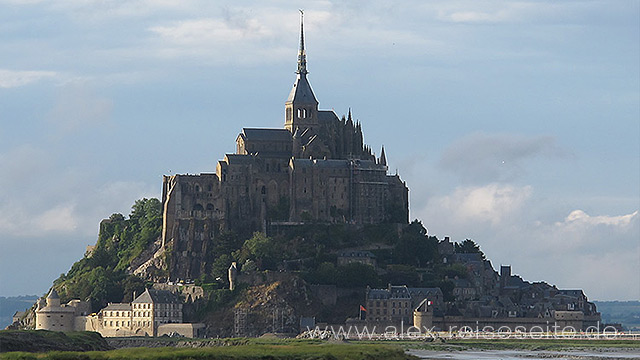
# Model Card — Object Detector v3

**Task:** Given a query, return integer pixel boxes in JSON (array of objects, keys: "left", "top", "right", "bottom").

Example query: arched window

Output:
[{"left": 193, "top": 204, "right": 204, "bottom": 211}]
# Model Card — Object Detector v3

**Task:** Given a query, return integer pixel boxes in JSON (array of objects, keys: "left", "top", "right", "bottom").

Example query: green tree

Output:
[
  {"left": 455, "top": 239, "right": 486, "bottom": 259},
  {"left": 335, "top": 263, "right": 380, "bottom": 288},
  {"left": 393, "top": 220, "right": 438, "bottom": 267},
  {"left": 52, "top": 198, "right": 162, "bottom": 311},
  {"left": 235, "top": 232, "right": 281, "bottom": 270}
]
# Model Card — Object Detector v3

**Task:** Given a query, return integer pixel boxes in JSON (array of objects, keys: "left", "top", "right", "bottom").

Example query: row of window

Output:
[
  {"left": 105, "top": 311, "right": 130, "bottom": 317},
  {"left": 370, "top": 300, "right": 411, "bottom": 308},
  {"left": 133, "top": 303, "right": 152, "bottom": 309},
  {"left": 105, "top": 311, "right": 180, "bottom": 318},
  {"left": 370, "top": 308, "right": 410, "bottom": 316}
]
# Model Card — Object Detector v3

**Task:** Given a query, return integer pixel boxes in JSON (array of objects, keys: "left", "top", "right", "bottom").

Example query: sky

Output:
[{"left": 0, "top": 0, "right": 638, "bottom": 301}]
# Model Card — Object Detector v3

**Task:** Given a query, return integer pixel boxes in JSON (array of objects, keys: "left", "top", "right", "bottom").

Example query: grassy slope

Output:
[{"left": 0, "top": 330, "right": 111, "bottom": 353}]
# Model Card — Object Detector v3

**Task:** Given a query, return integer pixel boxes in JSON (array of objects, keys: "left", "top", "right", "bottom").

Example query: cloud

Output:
[
  {"left": 541, "top": 209, "right": 640, "bottom": 255},
  {"left": 47, "top": 82, "right": 113, "bottom": 133},
  {"left": 433, "top": 1, "right": 585, "bottom": 25},
  {"left": 422, "top": 183, "right": 532, "bottom": 229},
  {"left": 0, "top": 69, "right": 57, "bottom": 88},
  {"left": 415, "top": 178, "right": 639, "bottom": 300},
  {"left": 563, "top": 209, "right": 638, "bottom": 227},
  {"left": 149, "top": 17, "right": 271, "bottom": 46},
  {"left": 36, "top": 204, "right": 78, "bottom": 232},
  {"left": 439, "top": 133, "right": 567, "bottom": 183}
]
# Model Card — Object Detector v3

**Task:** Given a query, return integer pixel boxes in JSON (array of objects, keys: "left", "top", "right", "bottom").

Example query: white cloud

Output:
[
  {"left": 0, "top": 69, "right": 57, "bottom": 88},
  {"left": 150, "top": 18, "right": 271, "bottom": 45},
  {"left": 34, "top": 204, "right": 78, "bottom": 233},
  {"left": 416, "top": 178, "right": 639, "bottom": 300},
  {"left": 0, "top": 202, "right": 77, "bottom": 237},
  {"left": 422, "top": 183, "right": 532, "bottom": 228},
  {"left": 563, "top": 209, "right": 638, "bottom": 227}
]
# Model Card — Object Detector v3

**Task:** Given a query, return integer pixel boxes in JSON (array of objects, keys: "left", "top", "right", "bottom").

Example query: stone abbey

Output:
[{"left": 160, "top": 15, "right": 409, "bottom": 278}]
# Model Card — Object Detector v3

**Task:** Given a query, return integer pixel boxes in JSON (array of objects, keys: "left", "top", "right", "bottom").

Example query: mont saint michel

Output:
[{"left": 4, "top": 12, "right": 618, "bottom": 344}]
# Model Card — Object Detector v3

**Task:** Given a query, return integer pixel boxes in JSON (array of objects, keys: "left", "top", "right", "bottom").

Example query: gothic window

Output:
[{"left": 261, "top": 186, "right": 266, "bottom": 195}]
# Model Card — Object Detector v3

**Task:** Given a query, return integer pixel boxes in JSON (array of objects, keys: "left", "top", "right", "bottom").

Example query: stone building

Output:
[
  {"left": 35, "top": 288, "right": 203, "bottom": 338},
  {"left": 35, "top": 289, "right": 90, "bottom": 331},
  {"left": 96, "top": 288, "right": 184, "bottom": 337},
  {"left": 160, "top": 14, "right": 409, "bottom": 281},
  {"left": 365, "top": 285, "right": 443, "bottom": 324}
]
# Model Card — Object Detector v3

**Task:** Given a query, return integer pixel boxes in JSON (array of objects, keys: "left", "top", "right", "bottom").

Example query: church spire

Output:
[
  {"left": 297, "top": 10, "right": 308, "bottom": 75},
  {"left": 379, "top": 145, "right": 387, "bottom": 166}
]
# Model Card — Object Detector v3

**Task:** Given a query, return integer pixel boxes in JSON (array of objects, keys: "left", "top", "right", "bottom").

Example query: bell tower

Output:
[{"left": 285, "top": 10, "right": 319, "bottom": 133}]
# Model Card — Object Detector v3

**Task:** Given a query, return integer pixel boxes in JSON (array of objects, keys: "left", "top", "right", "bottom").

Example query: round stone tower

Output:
[
  {"left": 413, "top": 298, "right": 434, "bottom": 330},
  {"left": 35, "top": 288, "right": 75, "bottom": 331}
]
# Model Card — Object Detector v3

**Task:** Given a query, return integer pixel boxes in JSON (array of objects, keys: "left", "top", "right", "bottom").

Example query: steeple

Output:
[
  {"left": 297, "top": 10, "right": 307, "bottom": 75},
  {"left": 285, "top": 10, "right": 319, "bottom": 132},
  {"left": 379, "top": 146, "right": 387, "bottom": 166}
]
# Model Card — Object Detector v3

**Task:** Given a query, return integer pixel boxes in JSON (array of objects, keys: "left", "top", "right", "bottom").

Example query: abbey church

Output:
[{"left": 160, "top": 15, "right": 409, "bottom": 277}]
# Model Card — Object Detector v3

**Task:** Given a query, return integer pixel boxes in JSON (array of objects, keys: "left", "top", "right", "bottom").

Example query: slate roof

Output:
[
  {"left": 240, "top": 128, "right": 292, "bottom": 142},
  {"left": 367, "top": 289, "right": 390, "bottom": 300},
  {"left": 389, "top": 286, "right": 411, "bottom": 299},
  {"left": 318, "top": 110, "right": 338, "bottom": 123},
  {"left": 47, "top": 289, "right": 59, "bottom": 299},
  {"left": 224, "top": 154, "right": 254, "bottom": 164},
  {"left": 286, "top": 74, "right": 318, "bottom": 105},
  {"left": 102, "top": 303, "right": 132, "bottom": 311},
  {"left": 407, "top": 287, "right": 443, "bottom": 298},
  {"left": 132, "top": 289, "right": 181, "bottom": 304}
]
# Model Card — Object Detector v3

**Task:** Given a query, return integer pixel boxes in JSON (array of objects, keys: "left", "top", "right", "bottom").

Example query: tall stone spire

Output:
[
  {"left": 285, "top": 10, "right": 318, "bottom": 132},
  {"left": 297, "top": 10, "right": 307, "bottom": 75}
]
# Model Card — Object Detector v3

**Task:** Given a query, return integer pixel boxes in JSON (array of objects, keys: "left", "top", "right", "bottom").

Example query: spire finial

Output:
[{"left": 297, "top": 10, "right": 307, "bottom": 75}]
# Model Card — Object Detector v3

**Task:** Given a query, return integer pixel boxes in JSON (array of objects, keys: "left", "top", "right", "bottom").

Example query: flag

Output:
[{"left": 360, "top": 305, "right": 367, "bottom": 312}]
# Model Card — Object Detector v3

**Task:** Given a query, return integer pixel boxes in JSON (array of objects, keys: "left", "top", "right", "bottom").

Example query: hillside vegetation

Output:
[
  {"left": 52, "top": 198, "right": 161, "bottom": 310},
  {"left": 40, "top": 197, "right": 489, "bottom": 331}
]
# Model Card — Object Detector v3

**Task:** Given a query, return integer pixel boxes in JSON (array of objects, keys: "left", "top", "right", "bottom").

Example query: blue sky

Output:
[{"left": 0, "top": 1, "right": 638, "bottom": 301}]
